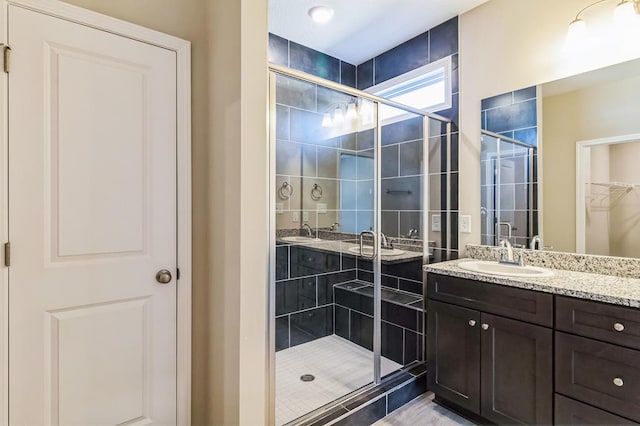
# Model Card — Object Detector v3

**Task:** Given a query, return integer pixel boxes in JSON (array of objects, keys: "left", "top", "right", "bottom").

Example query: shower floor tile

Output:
[{"left": 276, "top": 335, "right": 402, "bottom": 425}]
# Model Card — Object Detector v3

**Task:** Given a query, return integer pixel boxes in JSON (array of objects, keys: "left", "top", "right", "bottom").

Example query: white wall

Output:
[{"left": 459, "top": 0, "right": 640, "bottom": 254}]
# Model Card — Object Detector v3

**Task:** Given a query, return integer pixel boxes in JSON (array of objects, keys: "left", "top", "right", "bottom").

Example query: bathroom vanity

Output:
[{"left": 424, "top": 257, "right": 640, "bottom": 425}]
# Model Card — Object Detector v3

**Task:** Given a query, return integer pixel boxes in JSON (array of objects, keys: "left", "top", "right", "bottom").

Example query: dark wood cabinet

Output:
[
  {"left": 480, "top": 313, "right": 553, "bottom": 425},
  {"left": 555, "top": 394, "right": 637, "bottom": 425},
  {"left": 426, "top": 276, "right": 553, "bottom": 425},
  {"left": 426, "top": 300, "right": 480, "bottom": 413}
]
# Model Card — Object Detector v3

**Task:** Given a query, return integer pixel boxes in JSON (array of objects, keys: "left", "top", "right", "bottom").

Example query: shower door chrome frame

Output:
[{"left": 267, "top": 64, "right": 451, "bottom": 426}]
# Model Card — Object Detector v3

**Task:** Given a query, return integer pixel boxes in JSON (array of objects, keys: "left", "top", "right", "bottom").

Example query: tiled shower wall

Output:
[
  {"left": 270, "top": 16, "right": 460, "bottom": 354},
  {"left": 481, "top": 87, "right": 538, "bottom": 247}
]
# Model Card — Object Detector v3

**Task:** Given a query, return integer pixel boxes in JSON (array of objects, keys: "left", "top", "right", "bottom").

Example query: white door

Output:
[{"left": 8, "top": 5, "right": 177, "bottom": 425}]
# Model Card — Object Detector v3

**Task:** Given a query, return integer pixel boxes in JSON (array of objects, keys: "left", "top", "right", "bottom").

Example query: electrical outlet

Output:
[
  {"left": 431, "top": 214, "right": 441, "bottom": 232},
  {"left": 292, "top": 211, "right": 299, "bottom": 222},
  {"left": 303, "top": 211, "right": 309, "bottom": 222},
  {"left": 460, "top": 215, "right": 472, "bottom": 233}
]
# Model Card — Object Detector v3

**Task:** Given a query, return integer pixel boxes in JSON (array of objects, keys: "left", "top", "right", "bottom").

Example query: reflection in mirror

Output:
[
  {"left": 577, "top": 136, "right": 640, "bottom": 258},
  {"left": 480, "top": 57, "right": 640, "bottom": 258}
]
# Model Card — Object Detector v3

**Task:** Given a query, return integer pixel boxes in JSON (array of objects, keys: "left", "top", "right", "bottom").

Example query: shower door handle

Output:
[{"left": 359, "top": 230, "right": 377, "bottom": 259}]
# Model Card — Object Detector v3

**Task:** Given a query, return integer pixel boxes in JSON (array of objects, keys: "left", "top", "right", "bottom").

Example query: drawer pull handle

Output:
[
  {"left": 613, "top": 377, "right": 624, "bottom": 387},
  {"left": 481, "top": 323, "right": 489, "bottom": 330},
  {"left": 468, "top": 320, "right": 476, "bottom": 327},
  {"left": 614, "top": 322, "right": 625, "bottom": 332}
]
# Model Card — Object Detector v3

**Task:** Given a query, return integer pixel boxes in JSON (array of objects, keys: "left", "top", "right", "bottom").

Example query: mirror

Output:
[{"left": 480, "top": 57, "right": 640, "bottom": 258}]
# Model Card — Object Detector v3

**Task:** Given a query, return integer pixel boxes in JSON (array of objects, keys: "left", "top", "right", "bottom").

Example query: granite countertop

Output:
[
  {"left": 278, "top": 237, "right": 424, "bottom": 263},
  {"left": 423, "top": 259, "right": 640, "bottom": 308}
]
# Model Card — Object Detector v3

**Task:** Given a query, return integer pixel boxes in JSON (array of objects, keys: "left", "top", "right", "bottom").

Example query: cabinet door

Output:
[
  {"left": 480, "top": 313, "right": 553, "bottom": 425},
  {"left": 427, "top": 300, "right": 481, "bottom": 414}
]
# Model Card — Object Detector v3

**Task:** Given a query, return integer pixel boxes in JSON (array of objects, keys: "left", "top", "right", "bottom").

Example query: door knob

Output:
[
  {"left": 468, "top": 320, "right": 476, "bottom": 327},
  {"left": 613, "top": 322, "right": 625, "bottom": 332},
  {"left": 156, "top": 269, "right": 172, "bottom": 284},
  {"left": 613, "top": 377, "right": 624, "bottom": 387},
  {"left": 481, "top": 323, "right": 489, "bottom": 330}
]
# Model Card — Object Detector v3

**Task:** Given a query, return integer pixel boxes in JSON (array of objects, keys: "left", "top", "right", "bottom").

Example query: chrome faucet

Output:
[
  {"left": 499, "top": 238, "right": 524, "bottom": 266},
  {"left": 330, "top": 222, "right": 340, "bottom": 231},
  {"left": 530, "top": 235, "right": 543, "bottom": 250},
  {"left": 407, "top": 228, "right": 419, "bottom": 239},
  {"left": 301, "top": 223, "right": 314, "bottom": 238},
  {"left": 380, "top": 233, "right": 393, "bottom": 249}
]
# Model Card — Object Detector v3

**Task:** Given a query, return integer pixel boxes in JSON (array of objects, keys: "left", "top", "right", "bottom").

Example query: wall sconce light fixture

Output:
[{"left": 568, "top": 0, "right": 639, "bottom": 41}]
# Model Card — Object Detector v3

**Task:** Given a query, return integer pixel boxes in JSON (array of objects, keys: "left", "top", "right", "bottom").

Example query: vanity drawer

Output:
[
  {"left": 555, "top": 394, "right": 637, "bottom": 425},
  {"left": 556, "top": 296, "right": 640, "bottom": 350},
  {"left": 556, "top": 332, "right": 640, "bottom": 422},
  {"left": 426, "top": 273, "right": 553, "bottom": 327}
]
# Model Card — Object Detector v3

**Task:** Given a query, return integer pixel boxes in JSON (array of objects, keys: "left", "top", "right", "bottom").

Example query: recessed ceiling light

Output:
[{"left": 308, "top": 6, "right": 334, "bottom": 24}]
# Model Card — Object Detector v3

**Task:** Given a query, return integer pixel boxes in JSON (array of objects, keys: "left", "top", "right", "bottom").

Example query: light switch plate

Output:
[
  {"left": 460, "top": 215, "right": 472, "bottom": 233},
  {"left": 431, "top": 214, "right": 441, "bottom": 232},
  {"left": 292, "top": 212, "right": 299, "bottom": 222},
  {"left": 303, "top": 211, "right": 309, "bottom": 222}
]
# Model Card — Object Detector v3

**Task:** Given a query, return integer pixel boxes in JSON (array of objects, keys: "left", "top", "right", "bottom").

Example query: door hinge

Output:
[
  {"left": 176, "top": 268, "right": 181, "bottom": 280},
  {"left": 1, "top": 44, "right": 10, "bottom": 74},
  {"left": 4, "top": 242, "right": 10, "bottom": 267}
]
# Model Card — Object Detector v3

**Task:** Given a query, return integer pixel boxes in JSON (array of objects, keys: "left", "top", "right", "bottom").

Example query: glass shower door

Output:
[{"left": 271, "top": 72, "right": 382, "bottom": 425}]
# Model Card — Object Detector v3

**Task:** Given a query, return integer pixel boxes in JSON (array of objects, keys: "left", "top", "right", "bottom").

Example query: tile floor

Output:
[
  {"left": 373, "top": 392, "right": 475, "bottom": 426},
  {"left": 276, "top": 335, "right": 402, "bottom": 425}
]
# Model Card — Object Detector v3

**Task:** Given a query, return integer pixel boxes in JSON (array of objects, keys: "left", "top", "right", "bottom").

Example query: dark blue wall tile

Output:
[
  {"left": 357, "top": 128, "right": 375, "bottom": 150},
  {"left": 382, "top": 259, "right": 423, "bottom": 282},
  {"left": 375, "top": 32, "right": 429, "bottom": 85},
  {"left": 451, "top": 172, "right": 459, "bottom": 211},
  {"left": 387, "top": 375, "right": 427, "bottom": 413},
  {"left": 481, "top": 92, "right": 513, "bottom": 111},
  {"left": 343, "top": 253, "right": 357, "bottom": 270},
  {"left": 276, "top": 277, "right": 317, "bottom": 316},
  {"left": 275, "top": 316, "right": 289, "bottom": 351},
  {"left": 382, "top": 145, "right": 399, "bottom": 178},
  {"left": 350, "top": 311, "right": 373, "bottom": 350},
  {"left": 429, "top": 17, "right": 458, "bottom": 62},
  {"left": 290, "top": 306, "right": 334, "bottom": 347},
  {"left": 382, "top": 322, "right": 404, "bottom": 365},
  {"left": 356, "top": 59, "right": 374, "bottom": 90},
  {"left": 334, "top": 397, "right": 386, "bottom": 426},
  {"left": 277, "top": 75, "right": 318, "bottom": 111},
  {"left": 404, "top": 330, "right": 419, "bottom": 364},
  {"left": 382, "top": 117, "right": 424, "bottom": 145},
  {"left": 358, "top": 270, "right": 374, "bottom": 283},
  {"left": 290, "top": 41, "right": 340, "bottom": 83},
  {"left": 276, "top": 245, "right": 289, "bottom": 281},
  {"left": 381, "top": 211, "right": 400, "bottom": 237},
  {"left": 450, "top": 211, "right": 459, "bottom": 249},
  {"left": 276, "top": 105, "right": 290, "bottom": 140},
  {"left": 335, "top": 305, "right": 350, "bottom": 340},
  {"left": 382, "top": 301, "right": 418, "bottom": 331},
  {"left": 451, "top": 53, "right": 459, "bottom": 94},
  {"left": 486, "top": 99, "right": 537, "bottom": 133},
  {"left": 381, "top": 177, "right": 422, "bottom": 210},
  {"left": 381, "top": 274, "right": 399, "bottom": 289},
  {"left": 514, "top": 127, "right": 538, "bottom": 146},
  {"left": 451, "top": 132, "right": 459, "bottom": 172},
  {"left": 513, "top": 86, "right": 536, "bottom": 103},
  {"left": 289, "top": 108, "right": 328, "bottom": 144},
  {"left": 268, "top": 33, "right": 289, "bottom": 66},
  {"left": 335, "top": 287, "right": 374, "bottom": 315},
  {"left": 341, "top": 61, "right": 356, "bottom": 88},
  {"left": 399, "top": 279, "right": 422, "bottom": 295},
  {"left": 399, "top": 140, "right": 423, "bottom": 176}
]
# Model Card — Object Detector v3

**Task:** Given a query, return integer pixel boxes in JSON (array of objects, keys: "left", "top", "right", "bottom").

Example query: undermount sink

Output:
[
  {"left": 280, "top": 236, "right": 322, "bottom": 243},
  {"left": 457, "top": 260, "right": 554, "bottom": 278},
  {"left": 347, "top": 246, "right": 405, "bottom": 257}
]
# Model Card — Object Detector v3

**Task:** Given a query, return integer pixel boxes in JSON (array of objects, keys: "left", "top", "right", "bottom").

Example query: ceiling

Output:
[{"left": 268, "top": 0, "right": 490, "bottom": 65}]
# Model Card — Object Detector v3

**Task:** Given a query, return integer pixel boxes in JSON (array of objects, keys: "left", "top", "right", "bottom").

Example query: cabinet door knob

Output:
[
  {"left": 481, "top": 323, "right": 489, "bottom": 330},
  {"left": 614, "top": 322, "right": 625, "bottom": 332},
  {"left": 468, "top": 320, "right": 476, "bottom": 327},
  {"left": 613, "top": 377, "right": 624, "bottom": 387}
]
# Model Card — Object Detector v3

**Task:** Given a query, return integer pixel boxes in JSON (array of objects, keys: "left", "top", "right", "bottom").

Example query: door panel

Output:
[
  {"left": 9, "top": 5, "right": 177, "bottom": 425},
  {"left": 427, "top": 300, "right": 481, "bottom": 414},
  {"left": 480, "top": 313, "right": 553, "bottom": 425}
]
